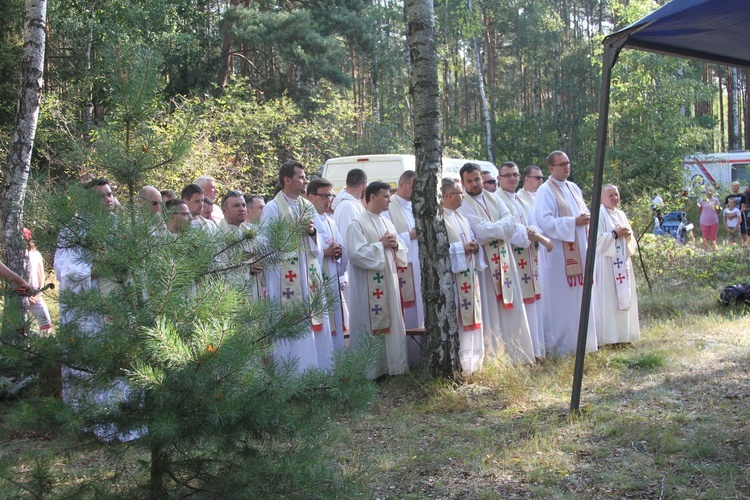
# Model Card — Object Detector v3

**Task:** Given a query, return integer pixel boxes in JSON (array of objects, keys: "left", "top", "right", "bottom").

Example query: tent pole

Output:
[{"left": 570, "top": 35, "right": 628, "bottom": 412}]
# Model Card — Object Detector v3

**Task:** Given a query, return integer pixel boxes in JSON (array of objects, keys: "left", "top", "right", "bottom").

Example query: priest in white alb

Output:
[
  {"left": 308, "top": 178, "right": 349, "bottom": 352},
  {"left": 442, "top": 178, "right": 485, "bottom": 374},
  {"left": 534, "top": 151, "right": 597, "bottom": 357},
  {"left": 383, "top": 170, "right": 424, "bottom": 367},
  {"left": 456, "top": 163, "right": 535, "bottom": 364},
  {"left": 594, "top": 184, "right": 640, "bottom": 345},
  {"left": 261, "top": 161, "right": 333, "bottom": 371},
  {"left": 494, "top": 161, "right": 553, "bottom": 359},
  {"left": 345, "top": 181, "right": 409, "bottom": 379}
]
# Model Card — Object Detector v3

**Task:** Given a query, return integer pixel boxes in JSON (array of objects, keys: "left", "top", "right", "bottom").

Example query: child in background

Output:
[
  {"left": 25, "top": 228, "right": 53, "bottom": 335},
  {"left": 724, "top": 198, "right": 741, "bottom": 244}
]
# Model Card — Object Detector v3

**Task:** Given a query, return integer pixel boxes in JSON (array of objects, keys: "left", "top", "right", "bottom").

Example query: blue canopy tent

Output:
[{"left": 571, "top": 0, "right": 750, "bottom": 410}]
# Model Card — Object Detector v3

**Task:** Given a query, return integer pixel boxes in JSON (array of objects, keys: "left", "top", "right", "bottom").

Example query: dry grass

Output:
[
  {"left": 3, "top": 289, "right": 750, "bottom": 498},
  {"left": 334, "top": 307, "right": 750, "bottom": 498}
]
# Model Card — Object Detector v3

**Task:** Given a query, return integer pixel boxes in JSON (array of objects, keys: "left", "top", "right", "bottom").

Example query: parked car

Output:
[{"left": 661, "top": 211, "right": 687, "bottom": 237}]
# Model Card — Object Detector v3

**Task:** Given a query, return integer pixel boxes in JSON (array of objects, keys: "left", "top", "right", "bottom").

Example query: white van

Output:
[
  {"left": 321, "top": 154, "right": 497, "bottom": 190},
  {"left": 684, "top": 151, "right": 750, "bottom": 195}
]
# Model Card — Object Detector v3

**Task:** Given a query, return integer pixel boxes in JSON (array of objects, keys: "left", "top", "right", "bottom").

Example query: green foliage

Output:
[{"left": 610, "top": 352, "right": 665, "bottom": 370}]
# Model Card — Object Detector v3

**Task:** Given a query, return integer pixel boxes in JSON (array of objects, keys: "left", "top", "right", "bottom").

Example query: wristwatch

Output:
[{"left": 612, "top": 230, "right": 619, "bottom": 239}]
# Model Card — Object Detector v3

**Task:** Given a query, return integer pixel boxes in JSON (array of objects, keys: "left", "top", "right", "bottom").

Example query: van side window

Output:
[{"left": 731, "top": 163, "right": 750, "bottom": 185}]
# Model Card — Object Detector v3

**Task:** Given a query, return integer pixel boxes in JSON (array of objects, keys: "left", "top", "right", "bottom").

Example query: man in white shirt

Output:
[
  {"left": 181, "top": 184, "right": 218, "bottom": 232},
  {"left": 332, "top": 168, "right": 367, "bottom": 306}
]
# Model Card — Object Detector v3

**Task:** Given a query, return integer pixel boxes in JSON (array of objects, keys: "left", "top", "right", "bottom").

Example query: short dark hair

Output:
[
  {"left": 221, "top": 190, "right": 244, "bottom": 208},
  {"left": 307, "top": 178, "right": 333, "bottom": 196},
  {"left": 459, "top": 162, "right": 482, "bottom": 181},
  {"left": 365, "top": 181, "right": 391, "bottom": 203},
  {"left": 523, "top": 165, "right": 541, "bottom": 177},
  {"left": 86, "top": 178, "right": 110, "bottom": 189},
  {"left": 278, "top": 160, "right": 305, "bottom": 188},
  {"left": 547, "top": 150, "right": 567, "bottom": 166},
  {"left": 181, "top": 184, "right": 204, "bottom": 201},
  {"left": 165, "top": 199, "right": 187, "bottom": 213},
  {"left": 398, "top": 170, "right": 416, "bottom": 184},
  {"left": 244, "top": 194, "right": 264, "bottom": 205},
  {"left": 499, "top": 161, "right": 517, "bottom": 171},
  {"left": 346, "top": 168, "right": 367, "bottom": 187},
  {"left": 160, "top": 189, "right": 177, "bottom": 200}
]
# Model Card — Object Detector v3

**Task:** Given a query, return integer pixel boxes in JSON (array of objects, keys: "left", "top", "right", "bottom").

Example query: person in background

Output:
[
  {"left": 516, "top": 165, "right": 544, "bottom": 210},
  {"left": 181, "top": 184, "right": 217, "bottom": 232},
  {"left": 160, "top": 189, "right": 177, "bottom": 202},
  {"left": 244, "top": 194, "right": 266, "bottom": 224},
  {"left": 164, "top": 199, "right": 192, "bottom": 234},
  {"left": 724, "top": 181, "right": 748, "bottom": 247},
  {"left": 698, "top": 186, "right": 721, "bottom": 251},
  {"left": 482, "top": 171, "right": 497, "bottom": 193},
  {"left": 195, "top": 176, "right": 224, "bottom": 221},
  {"left": 724, "top": 197, "right": 741, "bottom": 245},
  {"left": 24, "top": 228, "right": 52, "bottom": 334}
]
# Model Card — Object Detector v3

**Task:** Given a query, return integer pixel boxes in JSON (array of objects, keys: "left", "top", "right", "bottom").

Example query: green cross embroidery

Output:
[
  {"left": 514, "top": 246, "right": 523, "bottom": 255},
  {"left": 489, "top": 240, "right": 498, "bottom": 248},
  {"left": 289, "top": 256, "right": 299, "bottom": 265},
  {"left": 372, "top": 272, "right": 384, "bottom": 283},
  {"left": 309, "top": 264, "right": 317, "bottom": 274},
  {"left": 460, "top": 269, "right": 470, "bottom": 277},
  {"left": 500, "top": 246, "right": 507, "bottom": 256}
]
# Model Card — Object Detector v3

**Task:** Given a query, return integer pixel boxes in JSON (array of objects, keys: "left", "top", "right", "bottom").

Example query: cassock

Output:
[
  {"left": 594, "top": 204, "right": 641, "bottom": 345},
  {"left": 332, "top": 191, "right": 365, "bottom": 308},
  {"left": 457, "top": 191, "right": 535, "bottom": 364},
  {"left": 345, "top": 210, "right": 409, "bottom": 379},
  {"left": 444, "top": 208, "right": 485, "bottom": 375},
  {"left": 261, "top": 193, "right": 334, "bottom": 371},
  {"left": 495, "top": 190, "right": 546, "bottom": 359},
  {"left": 216, "top": 218, "right": 266, "bottom": 300},
  {"left": 383, "top": 194, "right": 424, "bottom": 367},
  {"left": 54, "top": 229, "right": 143, "bottom": 442},
  {"left": 534, "top": 178, "right": 597, "bottom": 357},
  {"left": 313, "top": 212, "right": 349, "bottom": 351}
]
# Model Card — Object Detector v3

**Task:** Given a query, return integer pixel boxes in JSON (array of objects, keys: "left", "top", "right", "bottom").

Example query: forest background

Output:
[{"left": 1, "top": 0, "right": 748, "bottom": 206}]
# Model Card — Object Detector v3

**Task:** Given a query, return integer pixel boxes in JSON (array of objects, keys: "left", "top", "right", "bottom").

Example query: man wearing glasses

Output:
[
  {"left": 307, "top": 179, "right": 348, "bottom": 352},
  {"left": 495, "top": 162, "right": 553, "bottom": 360},
  {"left": 456, "top": 163, "right": 535, "bottom": 364},
  {"left": 534, "top": 150, "right": 597, "bottom": 358},
  {"left": 138, "top": 185, "right": 163, "bottom": 214},
  {"left": 516, "top": 165, "right": 545, "bottom": 210},
  {"left": 482, "top": 171, "right": 498, "bottom": 193},
  {"left": 441, "top": 178, "right": 484, "bottom": 375}
]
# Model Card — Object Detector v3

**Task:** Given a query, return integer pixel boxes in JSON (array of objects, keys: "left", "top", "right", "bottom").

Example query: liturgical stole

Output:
[
  {"left": 444, "top": 211, "right": 482, "bottom": 332},
  {"left": 548, "top": 180, "right": 588, "bottom": 287},
  {"left": 388, "top": 196, "right": 417, "bottom": 308},
  {"left": 461, "top": 192, "right": 514, "bottom": 309},
  {"left": 273, "top": 192, "right": 323, "bottom": 331},
  {"left": 601, "top": 206, "right": 632, "bottom": 310}
]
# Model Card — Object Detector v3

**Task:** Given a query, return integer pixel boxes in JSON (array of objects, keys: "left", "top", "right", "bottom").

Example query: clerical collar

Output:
[
  {"left": 282, "top": 192, "right": 299, "bottom": 204},
  {"left": 550, "top": 177, "right": 567, "bottom": 187},
  {"left": 503, "top": 190, "right": 516, "bottom": 199}
]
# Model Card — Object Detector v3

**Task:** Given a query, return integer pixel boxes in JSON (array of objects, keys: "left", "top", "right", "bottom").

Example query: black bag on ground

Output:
[{"left": 719, "top": 283, "right": 750, "bottom": 306}]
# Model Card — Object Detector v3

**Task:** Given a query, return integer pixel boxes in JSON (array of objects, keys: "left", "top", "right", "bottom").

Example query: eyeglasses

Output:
[
  {"left": 171, "top": 211, "right": 191, "bottom": 217},
  {"left": 311, "top": 193, "right": 335, "bottom": 199},
  {"left": 498, "top": 173, "right": 521, "bottom": 178},
  {"left": 448, "top": 191, "right": 464, "bottom": 197},
  {"left": 527, "top": 175, "right": 545, "bottom": 180},
  {"left": 483, "top": 180, "right": 497, "bottom": 185},
  {"left": 552, "top": 161, "right": 571, "bottom": 167}
]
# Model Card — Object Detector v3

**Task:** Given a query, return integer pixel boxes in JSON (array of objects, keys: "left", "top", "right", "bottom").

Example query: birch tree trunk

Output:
[
  {"left": 2, "top": 0, "right": 46, "bottom": 321},
  {"left": 405, "top": 0, "right": 462, "bottom": 378}
]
